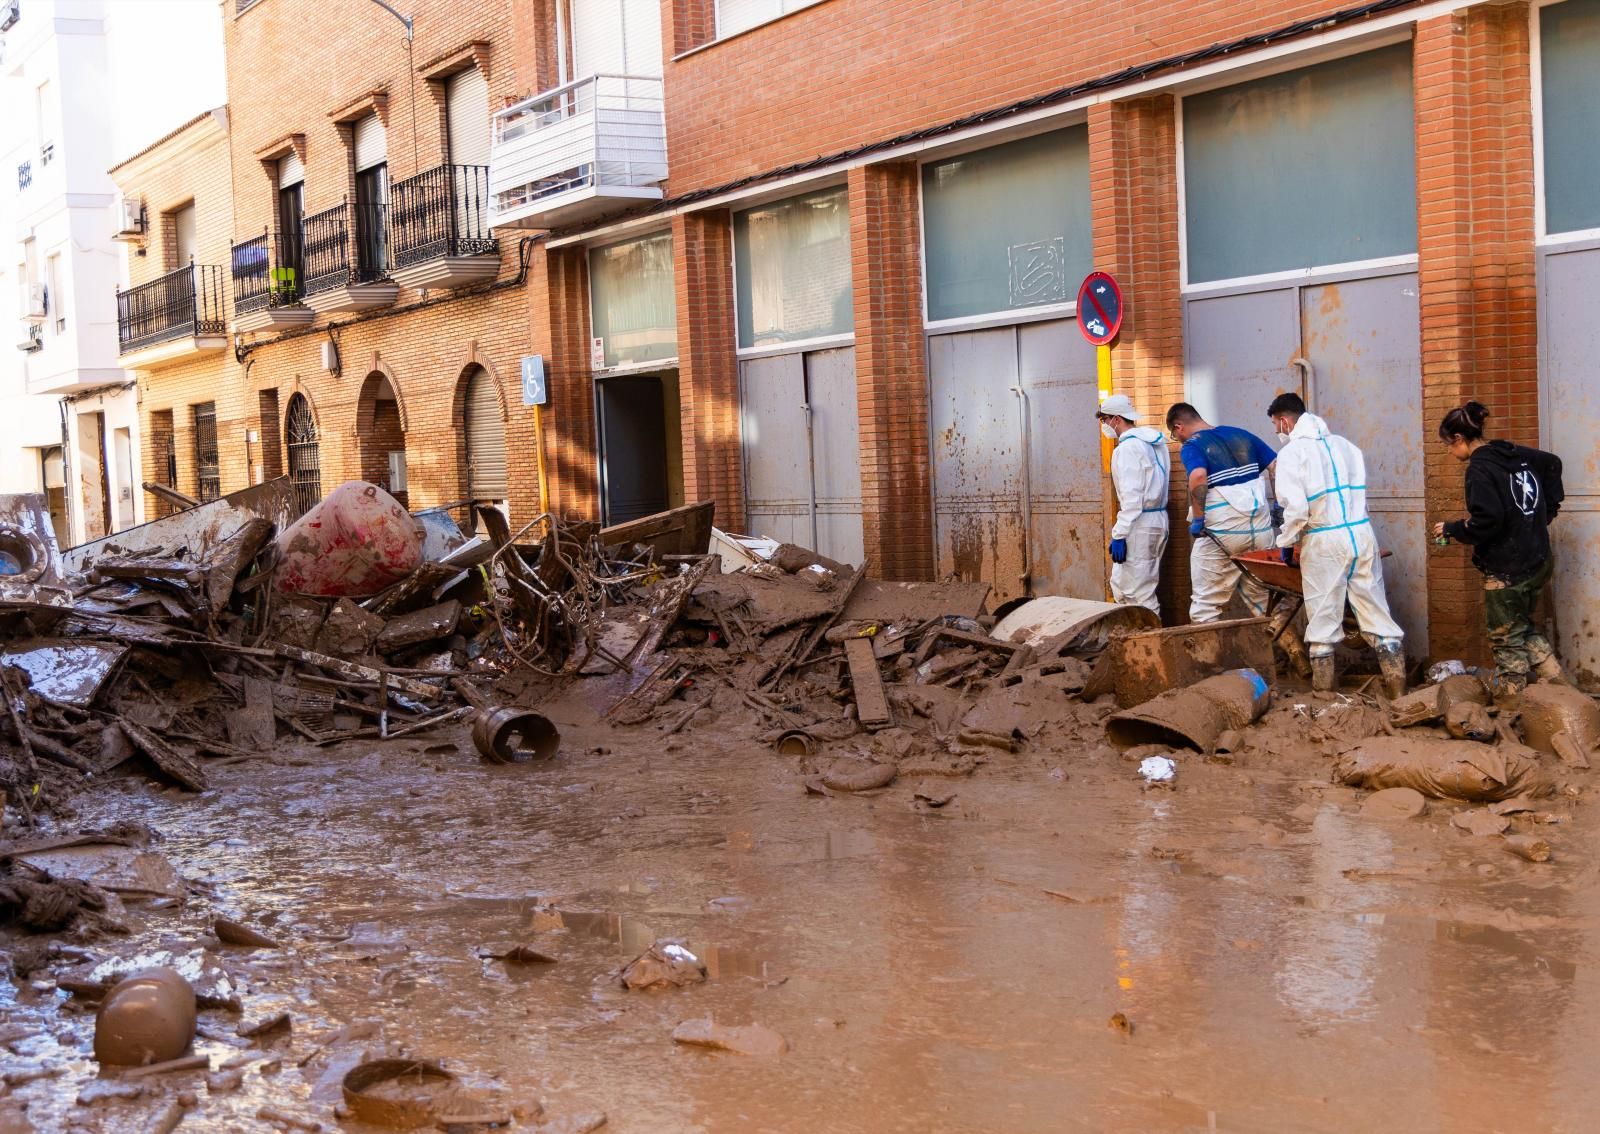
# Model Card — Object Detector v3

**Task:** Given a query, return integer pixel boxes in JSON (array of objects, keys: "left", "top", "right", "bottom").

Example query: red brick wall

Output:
[
  {"left": 1089, "top": 95, "right": 1190, "bottom": 622},
  {"left": 673, "top": 210, "right": 743, "bottom": 529},
  {"left": 850, "top": 161, "right": 932, "bottom": 580},
  {"left": 659, "top": 0, "right": 1410, "bottom": 198},
  {"left": 1415, "top": 5, "right": 1538, "bottom": 664}
]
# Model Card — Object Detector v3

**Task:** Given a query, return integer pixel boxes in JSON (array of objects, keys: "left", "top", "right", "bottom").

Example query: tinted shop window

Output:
[
  {"left": 734, "top": 187, "right": 852, "bottom": 349},
  {"left": 589, "top": 231, "right": 676, "bottom": 368},
  {"left": 921, "top": 128, "right": 1091, "bottom": 323},
  {"left": 1542, "top": 0, "right": 1600, "bottom": 235},
  {"left": 1182, "top": 43, "right": 1417, "bottom": 283}
]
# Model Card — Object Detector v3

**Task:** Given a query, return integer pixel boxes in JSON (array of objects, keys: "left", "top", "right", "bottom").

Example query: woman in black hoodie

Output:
[{"left": 1431, "top": 401, "right": 1567, "bottom": 694}]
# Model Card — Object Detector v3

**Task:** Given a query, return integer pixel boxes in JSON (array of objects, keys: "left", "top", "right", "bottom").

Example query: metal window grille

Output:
[
  {"left": 193, "top": 402, "right": 220, "bottom": 502},
  {"left": 285, "top": 394, "right": 322, "bottom": 517}
]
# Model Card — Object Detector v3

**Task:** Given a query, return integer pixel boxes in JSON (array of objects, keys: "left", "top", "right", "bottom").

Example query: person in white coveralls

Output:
[
  {"left": 1268, "top": 391, "right": 1407, "bottom": 697},
  {"left": 1097, "top": 394, "right": 1170, "bottom": 617}
]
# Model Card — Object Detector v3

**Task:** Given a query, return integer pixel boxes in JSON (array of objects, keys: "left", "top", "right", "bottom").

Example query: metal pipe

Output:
[
  {"left": 1012, "top": 381, "right": 1033, "bottom": 596},
  {"left": 1290, "top": 357, "right": 1316, "bottom": 412}
]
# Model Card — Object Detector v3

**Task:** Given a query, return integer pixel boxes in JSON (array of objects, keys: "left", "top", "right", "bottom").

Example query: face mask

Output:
[{"left": 1101, "top": 422, "right": 1118, "bottom": 442}]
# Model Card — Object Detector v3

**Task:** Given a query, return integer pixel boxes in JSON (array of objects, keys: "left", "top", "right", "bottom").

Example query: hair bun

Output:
[{"left": 1464, "top": 401, "right": 1490, "bottom": 427}]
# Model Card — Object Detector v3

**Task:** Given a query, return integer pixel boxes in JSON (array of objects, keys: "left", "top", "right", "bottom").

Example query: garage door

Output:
[
  {"left": 739, "top": 348, "right": 863, "bottom": 564},
  {"left": 928, "top": 318, "right": 1104, "bottom": 605}
]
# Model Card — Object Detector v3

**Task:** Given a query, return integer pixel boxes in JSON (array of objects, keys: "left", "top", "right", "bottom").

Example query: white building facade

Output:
[{"left": 0, "top": 0, "right": 224, "bottom": 544}]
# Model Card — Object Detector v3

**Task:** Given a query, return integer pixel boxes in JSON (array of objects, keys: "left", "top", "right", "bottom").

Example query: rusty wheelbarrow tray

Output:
[{"left": 1232, "top": 549, "right": 1393, "bottom": 680}]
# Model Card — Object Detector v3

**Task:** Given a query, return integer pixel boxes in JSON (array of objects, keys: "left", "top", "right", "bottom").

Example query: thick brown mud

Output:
[{"left": 4, "top": 691, "right": 1599, "bottom": 1132}]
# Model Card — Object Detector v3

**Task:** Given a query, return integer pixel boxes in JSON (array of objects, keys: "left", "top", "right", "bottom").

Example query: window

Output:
[
  {"left": 1542, "top": 0, "right": 1600, "bottom": 235},
  {"left": 285, "top": 393, "right": 322, "bottom": 517},
  {"left": 921, "top": 128, "right": 1091, "bottom": 323},
  {"left": 734, "top": 187, "right": 851, "bottom": 349},
  {"left": 172, "top": 203, "right": 197, "bottom": 268},
  {"left": 193, "top": 402, "right": 220, "bottom": 502},
  {"left": 353, "top": 115, "right": 388, "bottom": 277},
  {"left": 1182, "top": 43, "right": 1416, "bottom": 283},
  {"left": 572, "top": 0, "right": 663, "bottom": 78},
  {"left": 277, "top": 154, "right": 305, "bottom": 295},
  {"left": 446, "top": 69, "right": 490, "bottom": 168},
  {"left": 589, "top": 232, "right": 676, "bottom": 368},
  {"left": 36, "top": 79, "right": 56, "bottom": 164},
  {"left": 46, "top": 253, "right": 62, "bottom": 333},
  {"left": 716, "top": 0, "right": 824, "bottom": 39}
]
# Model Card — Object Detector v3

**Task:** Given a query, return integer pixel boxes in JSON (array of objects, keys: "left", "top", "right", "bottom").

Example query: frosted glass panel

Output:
[
  {"left": 734, "top": 187, "right": 852, "bottom": 349},
  {"left": 1183, "top": 43, "right": 1416, "bottom": 283},
  {"left": 589, "top": 231, "right": 676, "bottom": 369},
  {"left": 1543, "top": 0, "right": 1600, "bottom": 235},
  {"left": 922, "top": 128, "right": 1091, "bottom": 322}
]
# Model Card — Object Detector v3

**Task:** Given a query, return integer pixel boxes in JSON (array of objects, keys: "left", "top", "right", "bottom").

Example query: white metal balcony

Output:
[{"left": 489, "top": 74, "right": 668, "bottom": 230}]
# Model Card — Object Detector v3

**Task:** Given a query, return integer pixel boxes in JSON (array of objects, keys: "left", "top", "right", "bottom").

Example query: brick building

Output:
[
  {"left": 488, "top": 0, "right": 1600, "bottom": 683},
  {"left": 113, "top": 0, "right": 1600, "bottom": 682}
]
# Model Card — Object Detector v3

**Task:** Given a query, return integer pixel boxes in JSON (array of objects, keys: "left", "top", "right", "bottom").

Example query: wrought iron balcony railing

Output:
[
  {"left": 389, "top": 164, "right": 497, "bottom": 268},
  {"left": 301, "top": 202, "right": 353, "bottom": 297},
  {"left": 231, "top": 230, "right": 304, "bottom": 315},
  {"left": 117, "top": 262, "right": 228, "bottom": 354}
]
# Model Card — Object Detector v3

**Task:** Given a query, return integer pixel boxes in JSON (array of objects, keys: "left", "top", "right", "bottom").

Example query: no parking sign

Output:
[{"left": 1077, "top": 272, "right": 1123, "bottom": 346}]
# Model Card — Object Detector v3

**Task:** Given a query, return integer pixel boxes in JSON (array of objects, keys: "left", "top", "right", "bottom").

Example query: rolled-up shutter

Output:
[
  {"left": 277, "top": 148, "right": 304, "bottom": 188},
  {"left": 446, "top": 68, "right": 490, "bottom": 167},
  {"left": 464, "top": 370, "right": 508, "bottom": 500},
  {"left": 353, "top": 115, "right": 386, "bottom": 172}
]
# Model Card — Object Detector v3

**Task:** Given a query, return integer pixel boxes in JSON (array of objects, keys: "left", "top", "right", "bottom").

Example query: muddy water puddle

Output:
[{"left": 6, "top": 721, "right": 1600, "bottom": 1132}]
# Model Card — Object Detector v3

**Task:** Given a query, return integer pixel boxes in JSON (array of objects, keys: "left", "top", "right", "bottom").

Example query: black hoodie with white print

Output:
[{"left": 1443, "top": 439, "right": 1565, "bottom": 584}]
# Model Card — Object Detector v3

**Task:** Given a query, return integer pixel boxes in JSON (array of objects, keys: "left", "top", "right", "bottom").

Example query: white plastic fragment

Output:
[{"left": 1138, "top": 756, "right": 1177, "bottom": 784}]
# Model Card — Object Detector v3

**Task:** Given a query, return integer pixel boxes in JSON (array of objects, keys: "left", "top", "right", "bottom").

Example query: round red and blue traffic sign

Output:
[{"left": 1077, "top": 271, "right": 1123, "bottom": 346}]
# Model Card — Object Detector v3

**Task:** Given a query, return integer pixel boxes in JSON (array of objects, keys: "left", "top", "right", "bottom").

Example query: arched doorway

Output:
[
  {"left": 357, "top": 372, "right": 408, "bottom": 508},
  {"left": 285, "top": 393, "right": 323, "bottom": 517},
  {"left": 461, "top": 365, "right": 507, "bottom": 509}
]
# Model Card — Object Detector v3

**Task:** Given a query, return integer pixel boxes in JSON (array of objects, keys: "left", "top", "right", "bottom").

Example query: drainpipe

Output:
[{"left": 57, "top": 397, "right": 74, "bottom": 545}]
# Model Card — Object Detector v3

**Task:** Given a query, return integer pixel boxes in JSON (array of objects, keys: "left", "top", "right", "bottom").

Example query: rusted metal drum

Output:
[{"left": 472, "top": 707, "right": 560, "bottom": 763}]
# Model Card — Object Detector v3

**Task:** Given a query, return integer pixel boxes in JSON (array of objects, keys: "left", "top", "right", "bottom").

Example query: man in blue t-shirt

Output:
[{"left": 1165, "top": 402, "right": 1281, "bottom": 622}]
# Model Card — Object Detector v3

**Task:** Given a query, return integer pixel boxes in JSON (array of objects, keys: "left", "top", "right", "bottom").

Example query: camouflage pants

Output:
[{"left": 1483, "top": 558, "right": 1555, "bottom": 690}]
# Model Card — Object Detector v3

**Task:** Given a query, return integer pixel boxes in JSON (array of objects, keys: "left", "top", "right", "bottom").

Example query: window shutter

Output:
[
  {"left": 277, "top": 149, "right": 304, "bottom": 188},
  {"left": 464, "top": 372, "right": 508, "bottom": 500},
  {"left": 353, "top": 115, "right": 387, "bottom": 172},
  {"left": 446, "top": 68, "right": 491, "bottom": 167}
]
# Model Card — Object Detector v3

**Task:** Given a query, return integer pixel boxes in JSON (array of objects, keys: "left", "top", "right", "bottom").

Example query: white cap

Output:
[{"left": 1098, "top": 394, "right": 1140, "bottom": 420}]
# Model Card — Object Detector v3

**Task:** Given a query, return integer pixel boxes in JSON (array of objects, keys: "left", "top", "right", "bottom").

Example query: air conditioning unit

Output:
[
  {"left": 0, "top": 2, "right": 19, "bottom": 34},
  {"left": 22, "top": 283, "right": 47, "bottom": 322},
  {"left": 113, "top": 196, "right": 145, "bottom": 242},
  {"left": 15, "top": 324, "right": 41, "bottom": 353}
]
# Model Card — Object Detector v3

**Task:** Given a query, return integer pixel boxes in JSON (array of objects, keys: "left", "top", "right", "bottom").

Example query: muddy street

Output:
[{"left": 6, "top": 683, "right": 1600, "bottom": 1133}]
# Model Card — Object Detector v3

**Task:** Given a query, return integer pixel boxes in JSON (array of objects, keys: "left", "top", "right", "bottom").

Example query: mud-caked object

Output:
[{"left": 93, "top": 966, "right": 197, "bottom": 1066}]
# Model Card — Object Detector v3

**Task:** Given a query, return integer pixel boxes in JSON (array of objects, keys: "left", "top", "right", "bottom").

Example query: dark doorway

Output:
[{"left": 597, "top": 374, "right": 673, "bottom": 525}]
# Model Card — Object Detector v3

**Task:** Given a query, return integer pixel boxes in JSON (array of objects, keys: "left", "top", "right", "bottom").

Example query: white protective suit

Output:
[
  {"left": 1110, "top": 426, "right": 1170, "bottom": 615},
  {"left": 1274, "top": 413, "right": 1404, "bottom": 656},
  {"left": 1190, "top": 467, "right": 1275, "bottom": 623}
]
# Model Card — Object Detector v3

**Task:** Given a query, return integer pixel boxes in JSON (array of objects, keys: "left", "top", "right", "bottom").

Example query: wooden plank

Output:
[
  {"left": 844, "top": 637, "right": 892, "bottom": 729},
  {"left": 599, "top": 501, "right": 715, "bottom": 558},
  {"left": 119, "top": 720, "right": 208, "bottom": 792}
]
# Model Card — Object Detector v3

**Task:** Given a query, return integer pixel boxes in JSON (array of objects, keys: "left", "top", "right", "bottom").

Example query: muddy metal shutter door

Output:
[
  {"left": 353, "top": 114, "right": 386, "bottom": 172},
  {"left": 446, "top": 68, "right": 491, "bottom": 167},
  {"left": 465, "top": 372, "right": 508, "bottom": 501}
]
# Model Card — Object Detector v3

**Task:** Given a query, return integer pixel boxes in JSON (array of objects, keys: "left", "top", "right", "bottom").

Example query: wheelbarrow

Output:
[{"left": 1233, "top": 548, "right": 1394, "bottom": 682}]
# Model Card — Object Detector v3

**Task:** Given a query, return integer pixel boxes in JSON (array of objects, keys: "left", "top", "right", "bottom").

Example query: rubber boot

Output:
[
  {"left": 1534, "top": 655, "right": 1571, "bottom": 687},
  {"left": 1311, "top": 654, "right": 1337, "bottom": 693},
  {"left": 1376, "top": 645, "right": 1407, "bottom": 701}
]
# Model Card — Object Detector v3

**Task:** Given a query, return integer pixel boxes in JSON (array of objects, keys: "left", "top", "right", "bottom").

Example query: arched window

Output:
[{"left": 285, "top": 393, "right": 323, "bottom": 516}]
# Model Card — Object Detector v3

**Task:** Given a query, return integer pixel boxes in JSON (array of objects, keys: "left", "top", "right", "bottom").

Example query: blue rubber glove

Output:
[
  {"left": 1280, "top": 546, "right": 1296, "bottom": 566},
  {"left": 1270, "top": 504, "right": 1285, "bottom": 528},
  {"left": 1109, "top": 538, "right": 1128, "bottom": 564},
  {"left": 1189, "top": 517, "right": 1206, "bottom": 538}
]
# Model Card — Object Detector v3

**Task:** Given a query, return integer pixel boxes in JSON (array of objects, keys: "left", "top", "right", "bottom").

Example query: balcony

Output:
[
  {"left": 230, "top": 231, "right": 315, "bottom": 333},
  {"left": 388, "top": 164, "right": 500, "bottom": 290},
  {"left": 489, "top": 74, "right": 667, "bottom": 230},
  {"left": 299, "top": 201, "right": 399, "bottom": 315},
  {"left": 116, "top": 263, "right": 229, "bottom": 370}
]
